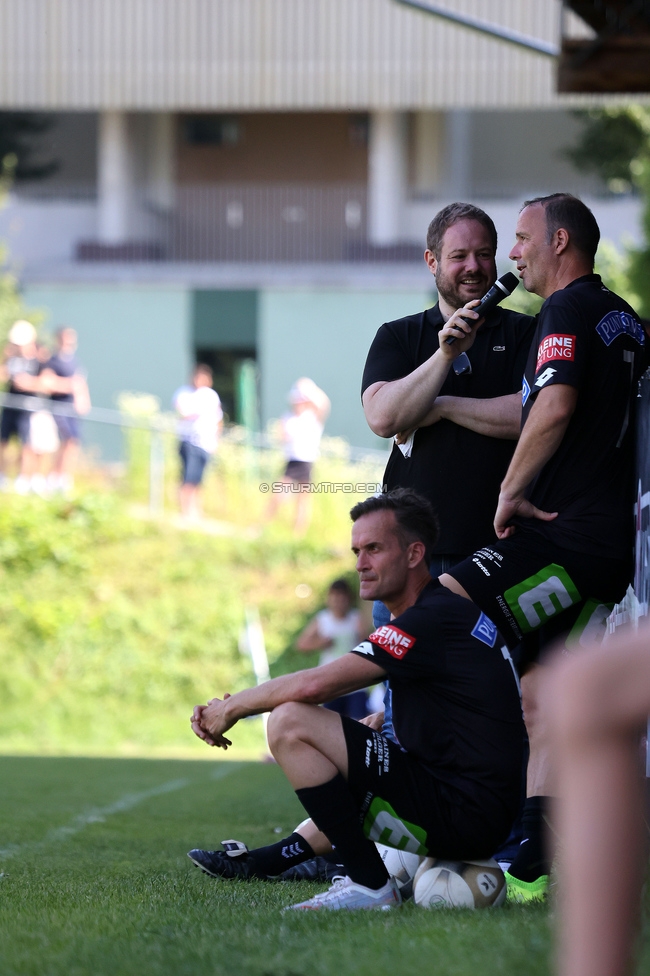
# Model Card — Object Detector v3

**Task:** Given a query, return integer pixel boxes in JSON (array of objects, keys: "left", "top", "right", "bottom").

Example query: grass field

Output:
[{"left": 0, "top": 755, "right": 558, "bottom": 976}]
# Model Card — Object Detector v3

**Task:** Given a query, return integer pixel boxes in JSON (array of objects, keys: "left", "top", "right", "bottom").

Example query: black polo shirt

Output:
[
  {"left": 520, "top": 274, "right": 645, "bottom": 559},
  {"left": 361, "top": 304, "right": 536, "bottom": 555}
]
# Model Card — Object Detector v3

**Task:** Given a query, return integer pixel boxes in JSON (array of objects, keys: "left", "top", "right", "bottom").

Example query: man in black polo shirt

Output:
[
  {"left": 362, "top": 203, "right": 536, "bottom": 582},
  {"left": 440, "top": 193, "right": 646, "bottom": 902},
  {"left": 189, "top": 489, "right": 523, "bottom": 911}
]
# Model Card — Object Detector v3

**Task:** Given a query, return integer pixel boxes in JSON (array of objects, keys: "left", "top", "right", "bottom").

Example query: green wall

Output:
[
  {"left": 22, "top": 283, "right": 192, "bottom": 459},
  {"left": 192, "top": 290, "right": 257, "bottom": 350},
  {"left": 21, "top": 281, "right": 435, "bottom": 458},
  {"left": 259, "top": 288, "right": 434, "bottom": 451}
]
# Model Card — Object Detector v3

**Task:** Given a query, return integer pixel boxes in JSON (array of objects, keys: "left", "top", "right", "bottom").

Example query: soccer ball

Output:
[
  {"left": 375, "top": 843, "right": 423, "bottom": 901},
  {"left": 413, "top": 857, "right": 506, "bottom": 910}
]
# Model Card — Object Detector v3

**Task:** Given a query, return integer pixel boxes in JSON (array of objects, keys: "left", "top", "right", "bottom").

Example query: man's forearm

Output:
[
  {"left": 207, "top": 656, "right": 384, "bottom": 737},
  {"left": 500, "top": 386, "right": 577, "bottom": 498},
  {"left": 363, "top": 352, "right": 452, "bottom": 437},
  {"left": 427, "top": 393, "right": 522, "bottom": 439},
  {"left": 363, "top": 306, "right": 484, "bottom": 437}
]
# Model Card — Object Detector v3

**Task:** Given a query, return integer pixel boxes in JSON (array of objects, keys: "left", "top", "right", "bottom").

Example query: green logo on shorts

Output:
[
  {"left": 566, "top": 598, "right": 613, "bottom": 648},
  {"left": 363, "top": 798, "right": 428, "bottom": 855},
  {"left": 504, "top": 564, "right": 581, "bottom": 634}
]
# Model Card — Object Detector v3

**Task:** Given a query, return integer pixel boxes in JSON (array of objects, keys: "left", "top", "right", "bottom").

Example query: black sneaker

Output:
[
  {"left": 279, "top": 855, "right": 345, "bottom": 882},
  {"left": 187, "top": 839, "right": 270, "bottom": 880}
]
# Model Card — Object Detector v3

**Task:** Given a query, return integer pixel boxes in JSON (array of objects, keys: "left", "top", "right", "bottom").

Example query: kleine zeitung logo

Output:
[{"left": 368, "top": 625, "right": 416, "bottom": 659}]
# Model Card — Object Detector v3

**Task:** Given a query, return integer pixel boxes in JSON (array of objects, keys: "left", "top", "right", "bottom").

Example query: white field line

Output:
[{"left": 0, "top": 762, "right": 240, "bottom": 863}]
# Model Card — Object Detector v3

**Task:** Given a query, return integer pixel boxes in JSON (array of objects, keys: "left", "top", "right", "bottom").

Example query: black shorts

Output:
[
  {"left": 342, "top": 717, "right": 511, "bottom": 860},
  {"left": 0, "top": 407, "right": 30, "bottom": 444},
  {"left": 53, "top": 412, "right": 80, "bottom": 442},
  {"left": 447, "top": 529, "right": 632, "bottom": 656},
  {"left": 283, "top": 460, "right": 312, "bottom": 484},
  {"left": 179, "top": 441, "right": 211, "bottom": 486}
]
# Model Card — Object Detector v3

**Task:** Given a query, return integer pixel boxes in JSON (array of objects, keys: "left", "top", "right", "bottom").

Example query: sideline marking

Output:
[{"left": 0, "top": 762, "right": 241, "bottom": 863}]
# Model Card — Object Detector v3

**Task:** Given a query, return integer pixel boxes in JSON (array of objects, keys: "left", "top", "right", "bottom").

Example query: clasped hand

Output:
[
  {"left": 190, "top": 694, "right": 234, "bottom": 749},
  {"left": 439, "top": 301, "right": 483, "bottom": 357}
]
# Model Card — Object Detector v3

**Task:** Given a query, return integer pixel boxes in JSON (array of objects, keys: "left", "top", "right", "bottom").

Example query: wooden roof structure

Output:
[{"left": 559, "top": 1, "right": 650, "bottom": 92}]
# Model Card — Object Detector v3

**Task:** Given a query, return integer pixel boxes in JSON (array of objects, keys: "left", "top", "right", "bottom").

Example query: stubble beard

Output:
[{"left": 435, "top": 269, "right": 490, "bottom": 311}]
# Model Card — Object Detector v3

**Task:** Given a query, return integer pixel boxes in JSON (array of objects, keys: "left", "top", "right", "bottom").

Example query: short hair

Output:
[
  {"left": 350, "top": 488, "right": 439, "bottom": 565},
  {"left": 56, "top": 325, "right": 76, "bottom": 339},
  {"left": 426, "top": 202, "right": 498, "bottom": 260},
  {"left": 329, "top": 578, "right": 353, "bottom": 598},
  {"left": 193, "top": 363, "right": 213, "bottom": 380},
  {"left": 522, "top": 193, "right": 600, "bottom": 264}
]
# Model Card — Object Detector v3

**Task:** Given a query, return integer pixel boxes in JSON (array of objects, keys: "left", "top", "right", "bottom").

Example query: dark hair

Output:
[
  {"left": 522, "top": 193, "right": 600, "bottom": 264},
  {"left": 194, "top": 363, "right": 213, "bottom": 379},
  {"left": 426, "top": 202, "right": 497, "bottom": 260},
  {"left": 349, "top": 488, "right": 439, "bottom": 564},
  {"left": 329, "top": 579, "right": 353, "bottom": 602}
]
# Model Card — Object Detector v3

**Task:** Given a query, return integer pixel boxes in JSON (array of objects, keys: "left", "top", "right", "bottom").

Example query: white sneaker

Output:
[
  {"left": 30, "top": 474, "right": 49, "bottom": 497},
  {"left": 284, "top": 875, "right": 401, "bottom": 912},
  {"left": 13, "top": 475, "right": 30, "bottom": 495}
]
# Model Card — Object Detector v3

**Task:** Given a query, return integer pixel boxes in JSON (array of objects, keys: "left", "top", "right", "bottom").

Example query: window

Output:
[{"left": 184, "top": 115, "right": 240, "bottom": 146}]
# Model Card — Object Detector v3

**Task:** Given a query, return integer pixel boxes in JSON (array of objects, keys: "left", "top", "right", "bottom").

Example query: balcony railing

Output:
[
  {"left": 76, "top": 183, "right": 425, "bottom": 264},
  {"left": 6, "top": 177, "right": 628, "bottom": 266}
]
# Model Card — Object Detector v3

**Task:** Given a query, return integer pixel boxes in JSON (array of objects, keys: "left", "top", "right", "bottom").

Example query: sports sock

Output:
[
  {"left": 295, "top": 774, "right": 389, "bottom": 890},
  {"left": 507, "top": 795, "right": 551, "bottom": 882},
  {"left": 247, "top": 832, "right": 315, "bottom": 876}
]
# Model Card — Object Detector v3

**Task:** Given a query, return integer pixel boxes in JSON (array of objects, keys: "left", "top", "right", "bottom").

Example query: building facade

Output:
[{"left": 0, "top": 0, "right": 640, "bottom": 451}]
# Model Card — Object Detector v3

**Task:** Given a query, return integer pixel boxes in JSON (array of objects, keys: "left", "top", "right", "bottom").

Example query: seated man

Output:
[{"left": 190, "top": 488, "right": 524, "bottom": 911}]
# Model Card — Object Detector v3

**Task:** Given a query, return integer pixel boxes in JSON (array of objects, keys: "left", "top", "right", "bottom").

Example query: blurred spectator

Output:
[
  {"left": 39, "top": 327, "right": 91, "bottom": 495},
  {"left": 267, "top": 377, "right": 330, "bottom": 534},
  {"left": 173, "top": 364, "right": 223, "bottom": 519},
  {"left": 546, "top": 624, "right": 650, "bottom": 976},
  {"left": 295, "top": 578, "right": 368, "bottom": 719},
  {"left": 0, "top": 320, "right": 41, "bottom": 493}
]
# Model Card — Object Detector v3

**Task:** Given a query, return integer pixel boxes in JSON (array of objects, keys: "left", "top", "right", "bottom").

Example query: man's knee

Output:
[{"left": 267, "top": 701, "right": 315, "bottom": 750}]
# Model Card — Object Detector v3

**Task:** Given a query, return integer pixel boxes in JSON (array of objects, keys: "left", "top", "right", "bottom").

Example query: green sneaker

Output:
[{"left": 504, "top": 871, "right": 549, "bottom": 904}]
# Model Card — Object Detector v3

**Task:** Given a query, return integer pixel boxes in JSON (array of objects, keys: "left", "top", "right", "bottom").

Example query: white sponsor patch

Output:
[
  {"left": 535, "top": 366, "right": 557, "bottom": 388},
  {"left": 353, "top": 641, "right": 375, "bottom": 657}
]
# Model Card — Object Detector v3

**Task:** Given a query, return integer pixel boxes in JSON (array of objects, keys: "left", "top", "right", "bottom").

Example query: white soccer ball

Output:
[
  {"left": 413, "top": 857, "right": 507, "bottom": 910},
  {"left": 375, "top": 843, "right": 423, "bottom": 901}
]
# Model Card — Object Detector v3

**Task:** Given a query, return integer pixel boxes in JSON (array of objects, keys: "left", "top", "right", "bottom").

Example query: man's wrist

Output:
[{"left": 499, "top": 484, "right": 524, "bottom": 505}]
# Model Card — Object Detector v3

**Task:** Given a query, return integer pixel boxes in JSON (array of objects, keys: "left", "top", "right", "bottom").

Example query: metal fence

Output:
[{"left": 0, "top": 391, "right": 388, "bottom": 514}]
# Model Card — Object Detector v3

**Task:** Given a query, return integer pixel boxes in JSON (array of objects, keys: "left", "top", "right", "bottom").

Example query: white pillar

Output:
[
  {"left": 98, "top": 110, "right": 132, "bottom": 243},
  {"left": 445, "top": 110, "right": 472, "bottom": 201},
  {"left": 148, "top": 113, "right": 175, "bottom": 211},
  {"left": 368, "top": 110, "right": 407, "bottom": 246}
]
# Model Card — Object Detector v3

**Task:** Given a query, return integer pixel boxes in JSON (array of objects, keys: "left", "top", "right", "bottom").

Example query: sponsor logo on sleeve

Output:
[
  {"left": 536, "top": 334, "right": 575, "bottom": 368},
  {"left": 352, "top": 641, "right": 375, "bottom": 658},
  {"left": 535, "top": 366, "right": 557, "bottom": 388},
  {"left": 596, "top": 310, "right": 645, "bottom": 347},
  {"left": 368, "top": 625, "right": 416, "bottom": 659},
  {"left": 522, "top": 375, "right": 531, "bottom": 407},
  {"left": 471, "top": 612, "right": 498, "bottom": 648}
]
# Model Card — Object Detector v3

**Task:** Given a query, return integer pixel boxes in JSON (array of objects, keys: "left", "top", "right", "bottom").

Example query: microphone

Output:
[{"left": 445, "top": 272, "right": 519, "bottom": 345}]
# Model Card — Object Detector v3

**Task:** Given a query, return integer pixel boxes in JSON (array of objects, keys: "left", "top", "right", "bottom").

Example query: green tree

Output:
[{"left": 567, "top": 107, "right": 650, "bottom": 315}]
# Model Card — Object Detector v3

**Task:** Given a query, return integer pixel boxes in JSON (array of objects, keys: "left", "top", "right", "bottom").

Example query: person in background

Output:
[
  {"left": 267, "top": 377, "right": 330, "bottom": 535},
  {"left": 296, "top": 578, "right": 368, "bottom": 720},
  {"left": 39, "top": 327, "right": 91, "bottom": 495},
  {"left": 173, "top": 364, "right": 223, "bottom": 520},
  {"left": 546, "top": 623, "right": 650, "bottom": 976},
  {"left": 0, "top": 320, "right": 42, "bottom": 493}
]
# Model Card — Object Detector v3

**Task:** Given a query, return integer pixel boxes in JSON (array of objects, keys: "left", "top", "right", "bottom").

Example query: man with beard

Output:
[
  {"left": 362, "top": 202, "right": 536, "bottom": 585},
  {"left": 360, "top": 204, "right": 534, "bottom": 791}
]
